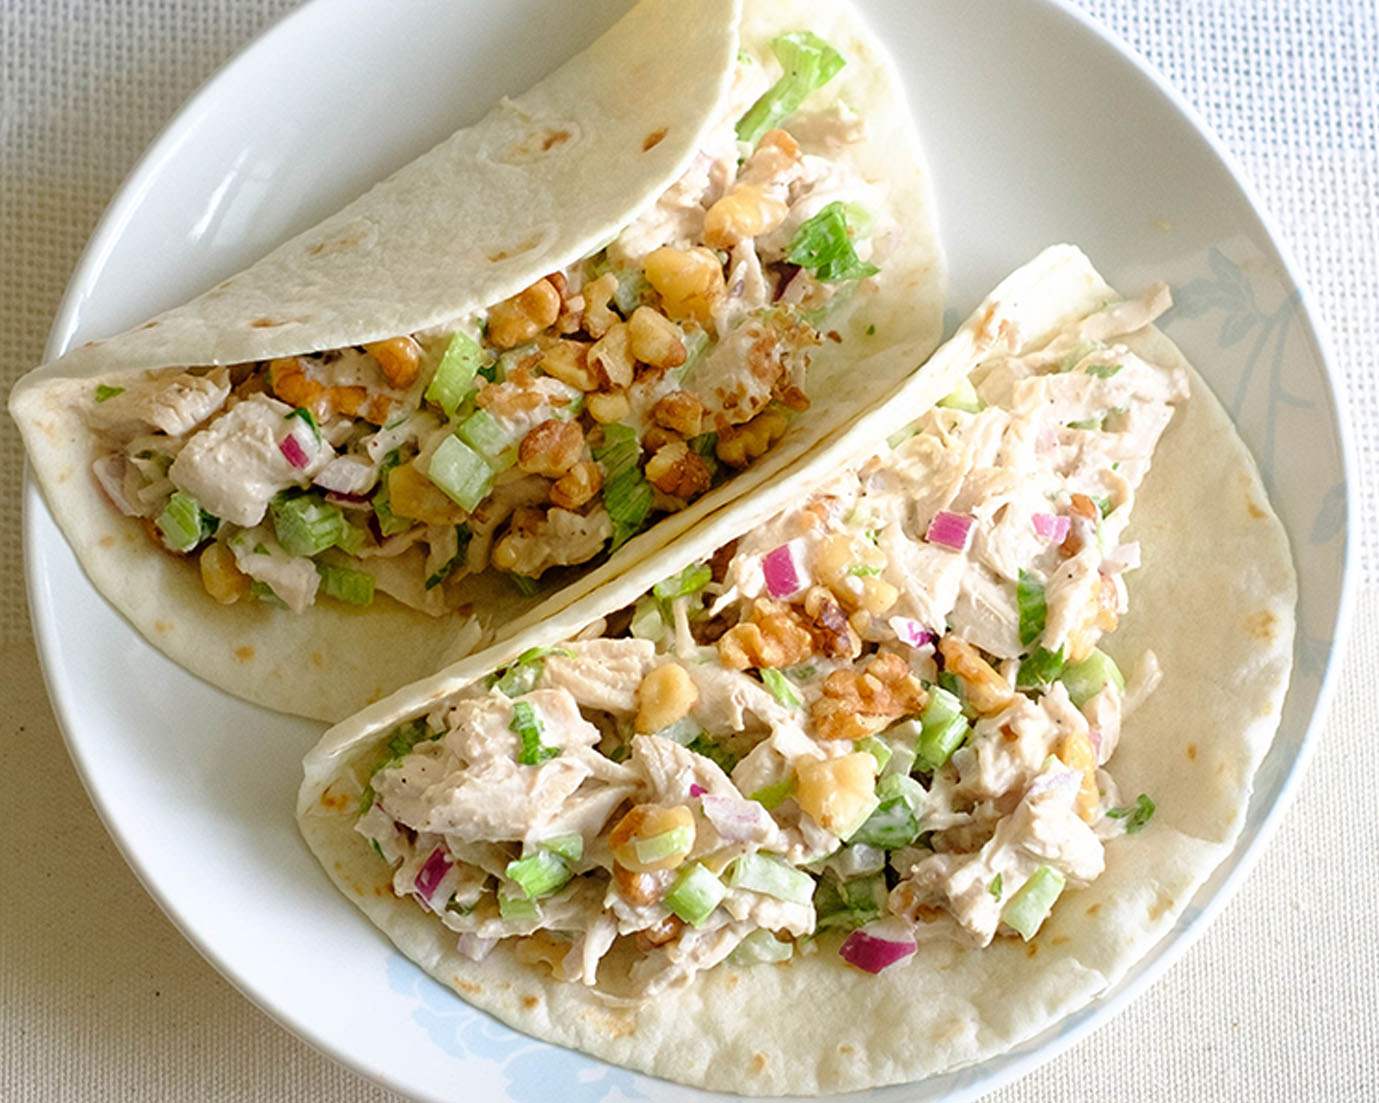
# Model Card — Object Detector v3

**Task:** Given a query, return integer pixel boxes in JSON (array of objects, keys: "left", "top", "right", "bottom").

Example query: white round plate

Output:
[{"left": 25, "top": 1, "right": 1353, "bottom": 1100}]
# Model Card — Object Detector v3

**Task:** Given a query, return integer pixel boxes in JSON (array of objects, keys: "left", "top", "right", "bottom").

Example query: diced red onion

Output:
[
  {"left": 839, "top": 919, "right": 917, "bottom": 974},
  {"left": 925, "top": 510, "right": 973, "bottom": 551},
  {"left": 689, "top": 783, "right": 707, "bottom": 797},
  {"left": 414, "top": 846, "right": 452, "bottom": 905},
  {"left": 889, "top": 616, "right": 936, "bottom": 650},
  {"left": 1032, "top": 512, "right": 1071, "bottom": 544},
  {"left": 325, "top": 490, "right": 374, "bottom": 511},
  {"left": 279, "top": 432, "right": 311, "bottom": 470},
  {"left": 1027, "top": 765, "right": 1083, "bottom": 800},
  {"left": 91, "top": 454, "right": 143, "bottom": 516},
  {"left": 762, "top": 540, "right": 809, "bottom": 599},
  {"left": 1036, "top": 426, "right": 1059, "bottom": 453},
  {"left": 1088, "top": 728, "right": 1102, "bottom": 757},
  {"left": 700, "top": 794, "right": 773, "bottom": 843}
]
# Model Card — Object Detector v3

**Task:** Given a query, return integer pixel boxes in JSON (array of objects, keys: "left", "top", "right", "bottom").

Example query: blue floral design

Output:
[{"left": 386, "top": 952, "right": 651, "bottom": 1103}]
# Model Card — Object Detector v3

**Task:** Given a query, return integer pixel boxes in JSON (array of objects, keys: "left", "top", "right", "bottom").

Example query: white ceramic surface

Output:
[{"left": 23, "top": 1, "right": 1352, "bottom": 1100}]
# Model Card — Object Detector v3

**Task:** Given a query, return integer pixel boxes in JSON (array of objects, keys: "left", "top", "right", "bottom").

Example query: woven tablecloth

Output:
[{"left": 2, "top": 2, "right": 1375, "bottom": 1100}]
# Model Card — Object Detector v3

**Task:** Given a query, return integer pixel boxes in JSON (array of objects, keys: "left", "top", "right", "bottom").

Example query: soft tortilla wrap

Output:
[
  {"left": 10, "top": 0, "right": 944, "bottom": 722},
  {"left": 297, "top": 245, "right": 1295, "bottom": 1095}
]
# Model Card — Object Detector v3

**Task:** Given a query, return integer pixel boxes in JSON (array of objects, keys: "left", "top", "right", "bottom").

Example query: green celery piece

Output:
[
  {"left": 686, "top": 734, "right": 739, "bottom": 774},
  {"left": 760, "top": 668, "right": 802, "bottom": 709},
  {"left": 316, "top": 562, "right": 375, "bottom": 606},
  {"left": 1059, "top": 645, "right": 1125, "bottom": 705},
  {"left": 1067, "top": 416, "right": 1104, "bottom": 431},
  {"left": 664, "top": 863, "right": 727, "bottom": 927},
  {"left": 914, "top": 689, "right": 969, "bottom": 772},
  {"left": 1058, "top": 340, "right": 1101, "bottom": 373},
  {"left": 1084, "top": 362, "right": 1123, "bottom": 378},
  {"left": 736, "top": 31, "right": 846, "bottom": 145},
  {"left": 612, "top": 268, "right": 650, "bottom": 315},
  {"left": 630, "top": 594, "right": 667, "bottom": 641},
  {"left": 676, "top": 330, "right": 711, "bottom": 384},
  {"left": 540, "top": 833, "right": 584, "bottom": 863},
  {"left": 728, "top": 929, "right": 793, "bottom": 966},
  {"left": 786, "top": 201, "right": 878, "bottom": 283},
  {"left": 1001, "top": 865, "right": 1066, "bottom": 941},
  {"left": 249, "top": 580, "right": 288, "bottom": 608},
  {"left": 1016, "top": 569, "right": 1047, "bottom": 649},
  {"left": 272, "top": 495, "right": 344, "bottom": 557},
  {"left": 155, "top": 491, "right": 206, "bottom": 552},
  {"left": 856, "top": 735, "right": 893, "bottom": 773},
  {"left": 849, "top": 795, "right": 919, "bottom": 849},
  {"left": 750, "top": 776, "right": 796, "bottom": 810},
  {"left": 505, "top": 849, "right": 571, "bottom": 899},
  {"left": 633, "top": 825, "right": 694, "bottom": 866},
  {"left": 497, "top": 892, "right": 539, "bottom": 922},
  {"left": 94, "top": 383, "right": 125, "bottom": 403},
  {"left": 510, "top": 700, "right": 559, "bottom": 765},
  {"left": 284, "top": 406, "right": 321, "bottom": 443},
  {"left": 653, "top": 561, "right": 712, "bottom": 600},
  {"left": 457, "top": 408, "right": 518, "bottom": 472},
  {"left": 428, "top": 435, "right": 494, "bottom": 513},
  {"left": 508, "top": 573, "right": 541, "bottom": 597},
  {"left": 425, "top": 330, "right": 484, "bottom": 417},
  {"left": 937, "top": 376, "right": 982, "bottom": 414},
  {"left": 726, "top": 852, "right": 815, "bottom": 905},
  {"left": 1016, "top": 646, "right": 1066, "bottom": 690},
  {"left": 988, "top": 873, "right": 1004, "bottom": 899}
]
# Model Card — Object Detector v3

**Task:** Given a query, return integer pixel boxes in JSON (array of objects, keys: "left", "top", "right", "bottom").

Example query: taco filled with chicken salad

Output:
[
  {"left": 297, "top": 244, "right": 1295, "bottom": 1094},
  {"left": 9, "top": 0, "right": 944, "bottom": 721}
]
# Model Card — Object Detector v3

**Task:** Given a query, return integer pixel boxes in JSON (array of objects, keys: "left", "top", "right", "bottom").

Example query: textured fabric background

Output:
[{"left": 2, "top": 1, "right": 1375, "bottom": 1100}]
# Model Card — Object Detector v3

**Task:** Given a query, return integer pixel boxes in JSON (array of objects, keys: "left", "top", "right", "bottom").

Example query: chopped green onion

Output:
[
  {"left": 1016, "top": 646, "right": 1066, "bottom": 690},
  {"left": 505, "top": 849, "right": 571, "bottom": 899},
  {"left": 427, "top": 435, "right": 494, "bottom": 513},
  {"left": 495, "top": 661, "right": 541, "bottom": 698},
  {"left": 687, "top": 734, "right": 739, "bottom": 774},
  {"left": 937, "top": 376, "right": 982, "bottom": 414},
  {"left": 1084, "top": 362, "right": 1123, "bottom": 378},
  {"left": 272, "top": 494, "right": 348, "bottom": 558},
  {"left": 988, "top": 873, "right": 1004, "bottom": 900},
  {"left": 750, "top": 776, "right": 796, "bottom": 810},
  {"left": 1107, "top": 793, "right": 1156, "bottom": 834},
  {"left": 736, "top": 31, "right": 846, "bottom": 146},
  {"left": 1016, "top": 569, "right": 1047, "bottom": 649},
  {"left": 285, "top": 406, "right": 321, "bottom": 443},
  {"left": 664, "top": 863, "right": 727, "bottom": 927},
  {"left": 457, "top": 408, "right": 518, "bottom": 472},
  {"left": 760, "top": 668, "right": 802, "bottom": 709},
  {"left": 786, "top": 200, "right": 878, "bottom": 283},
  {"left": 727, "top": 852, "right": 815, "bottom": 905},
  {"left": 1060, "top": 648, "right": 1126, "bottom": 707},
  {"left": 424, "top": 525, "right": 473, "bottom": 589},
  {"left": 510, "top": 700, "right": 559, "bottom": 765},
  {"left": 728, "top": 928, "right": 794, "bottom": 966},
  {"left": 497, "top": 892, "right": 539, "bottom": 922},
  {"left": 541, "top": 833, "right": 584, "bottom": 863},
  {"left": 93, "top": 383, "right": 125, "bottom": 403},
  {"left": 1001, "top": 865, "right": 1066, "bottom": 941},
  {"left": 914, "top": 688, "right": 969, "bottom": 772},
  {"left": 425, "top": 331, "right": 484, "bottom": 417},
  {"left": 372, "top": 448, "right": 413, "bottom": 537},
  {"left": 654, "top": 561, "right": 712, "bottom": 600},
  {"left": 155, "top": 490, "right": 208, "bottom": 552},
  {"left": 316, "top": 561, "right": 375, "bottom": 606}
]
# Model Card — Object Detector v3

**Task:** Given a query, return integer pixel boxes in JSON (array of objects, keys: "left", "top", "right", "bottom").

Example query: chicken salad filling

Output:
[
  {"left": 351, "top": 285, "right": 1188, "bottom": 996},
  {"left": 81, "top": 33, "right": 895, "bottom": 618}
]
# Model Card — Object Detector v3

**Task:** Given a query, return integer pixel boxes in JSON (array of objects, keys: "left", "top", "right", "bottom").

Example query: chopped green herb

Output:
[
  {"left": 372, "top": 448, "right": 413, "bottom": 537},
  {"left": 687, "top": 734, "right": 740, "bottom": 774},
  {"left": 1016, "top": 569, "right": 1047, "bottom": 649},
  {"left": 1092, "top": 494, "right": 1114, "bottom": 518},
  {"left": 508, "top": 572, "right": 541, "bottom": 598},
  {"left": 1016, "top": 646, "right": 1066, "bottom": 690},
  {"left": 424, "top": 525, "right": 473, "bottom": 590},
  {"left": 94, "top": 383, "right": 125, "bottom": 403},
  {"left": 1107, "top": 793, "right": 1156, "bottom": 834},
  {"left": 988, "top": 873, "right": 1003, "bottom": 900},
  {"left": 511, "top": 700, "right": 559, "bottom": 765},
  {"left": 284, "top": 406, "right": 321, "bottom": 443},
  {"left": 760, "top": 668, "right": 803, "bottom": 709},
  {"left": 786, "top": 200, "right": 878, "bottom": 283},
  {"left": 654, "top": 561, "right": 712, "bottom": 600},
  {"left": 847, "top": 564, "right": 883, "bottom": 577},
  {"left": 1084, "top": 362, "right": 1123, "bottom": 378},
  {"left": 1067, "top": 416, "right": 1103, "bottom": 431},
  {"left": 865, "top": 324, "right": 876, "bottom": 336},
  {"left": 735, "top": 31, "right": 846, "bottom": 145}
]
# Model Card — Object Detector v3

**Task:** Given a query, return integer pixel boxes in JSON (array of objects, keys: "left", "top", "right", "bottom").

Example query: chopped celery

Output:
[
  {"left": 727, "top": 852, "right": 815, "bottom": 905},
  {"left": 1084, "top": 361, "right": 1123, "bottom": 378},
  {"left": 815, "top": 872, "right": 885, "bottom": 931},
  {"left": 1016, "top": 569, "right": 1047, "bottom": 649},
  {"left": 937, "top": 376, "right": 982, "bottom": 414},
  {"left": 1016, "top": 646, "right": 1066, "bottom": 690},
  {"left": 457, "top": 408, "right": 518, "bottom": 472},
  {"left": 914, "top": 689, "right": 969, "bottom": 772},
  {"left": 428, "top": 435, "right": 494, "bottom": 513},
  {"left": 857, "top": 735, "right": 893, "bottom": 773},
  {"left": 249, "top": 580, "right": 288, "bottom": 608},
  {"left": 424, "top": 525, "right": 473, "bottom": 590},
  {"left": 508, "top": 573, "right": 541, "bottom": 597},
  {"left": 786, "top": 201, "right": 878, "bottom": 283},
  {"left": 653, "top": 561, "right": 712, "bottom": 600},
  {"left": 612, "top": 268, "right": 650, "bottom": 315},
  {"left": 728, "top": 928, "right": 793, "bottom": 966},
  {"left": 541, "top": 833, "right": 584, "bottom": 863},
  {"left": 505, "top": 849, "right": 571, "bottom": 899},
  {"left": 988, "top": 873, "right": 1004, "bottom": 899},
  {"left": 633, "top": 825, "right": 694, "bottom": 867},
  {"left": 1058, "top": 340, "right": 1101, "bottom": 373},
  {"left": 664, "top": 863, "right": 727, "bottom": 927},
  {"left": 687, "top": 734, "right": 739, "bottom": 774},
  {"left": 1067, "top": 416, "right": 1104, "bottom": 431},
  {"left": 736, "top": 31, "right": 846, "bottom": 146},
  {"left": 497, "top": 892, "right": 539, "bottom": 922},
  {"left": 155, "top": 490, "right": 207, "bottom": 552},
  {"left": 1001, "top": 865, "right": 1066, "bottom": 940},
  {"left": 655, "top": 717, "right": 702, "bottom": 746},
  {"left": 272, "top": 495, "right": 347, "bottom": 558},
  {"left": 316, "top": 562, "right": 375, "bottom": 606},
  {"left": 760, "top": 668, "right": 802, "bottom": 709},
  {"left": 630, "top": 594, "right": 667, "bottom": 641},
  {"left": 676, "top": 330, "right": 711, "bottom": 384},
  {"left": 594, "top": 423, "right": 653, "bottom": 550},
  {"left": 849, "top": 776, "right": 924, "bottom": 850},
  {"left": 1060, "top": 648, "right": 1126, "bottom": 707},
  {"left": 750, "top": 776, "right": 796, "bottom": 810},
  {"left": 425, "top": 330, "right": 484, "bottom": 417},
  {"left": 510, "top": 700, "right": 559, "bottom": 766}
]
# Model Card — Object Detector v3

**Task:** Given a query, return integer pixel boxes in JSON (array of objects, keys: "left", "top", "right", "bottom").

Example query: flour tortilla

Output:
[
  {"left": 10, "top": 0, "right": 945, "bottom": 722},
  {"left": 297, "top": 245, "right": 1295, "bottom": 1095}
]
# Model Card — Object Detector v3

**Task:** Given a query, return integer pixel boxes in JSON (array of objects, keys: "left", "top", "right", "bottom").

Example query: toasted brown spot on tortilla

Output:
[
  {"left": 154, "top": 620, "right": 172, "bottom": 634},
  {"left": 1187, "top": 743, "right": 1198, "bottom": 760},
  {"left": 725, "top": 972, "right": 740, "bottom": 990},
  {"left": 57, "top": 467, "right": 72, "bottom": 483},
  {"left": 1025, "top": 942, "right": 1039, "bottom": 958},
  {"left": 1247, "top": 499, "right": 1268, "bottom": 519},
  {"left": 750, "top": 1053, "right": 768, "bottom": 1074},
  {"left": 373, "top": 885, "right": 388, "bottom": 897},
  {"left": 234, "top": 646, "right": 255, "bottom": 661},
  {"left": 453, "top": 978, "right": 482, "bottom": 996},
  {"left": 826, "top": 330, "right": 843, "bottom": 343},
  {"left": 311, "top": 652, "right": 324, "bottom": 669},
  {"left": 366, "top": 687, "right": 385, "bottom": 705},
  {"left": 1050, "top": 935, "right": 1070, "bottom": 947},
  {"left": 1245, "top": 610, "right": 1278, "bottom": 642},
  {"left": 1086, "top": 902, "right": 1101, "bottom": 916},
  {"left": 580, "top": 1006, "right": 636, "bottom": 1038},
  {"left": 642, "top": 126, "right": 668, "bottom": 151},
  {"left": 522, "top": 995, "right": 539, "bottom": 1010},
  {"left": 99, "top": 535, "right": 116, "bottom": 548},
  {"left": 319, "top": 786, "right": 350, "bottom": 813},
  {"left": 249, "top": 317, "right": 286, "bottom": 328},
  {"left": 308, "top": 229, "right": 366, "bottom": 257},
  {"left": 485, "top": 232, "right": 543, "bottom": 263},
  {"left": 139, "top": 320, "right": 159, "bottom": 330},
  {"left": 543, "top": 128, "right": 571, "bottom": 150},
  {"left": 1148, "top": 891, "right": 1175, "bottom": 921},
  {"left": 838, "top": 1044, "right": 855, "bottom": 1056}
]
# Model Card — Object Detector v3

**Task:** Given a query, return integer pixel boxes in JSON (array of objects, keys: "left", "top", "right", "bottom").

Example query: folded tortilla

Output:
[
  {"left": 10, "top": 0, "right": 944, "bottom": 721},
  {"left": 297, "top": 245, "right": 1295, "bottom": 1095}
]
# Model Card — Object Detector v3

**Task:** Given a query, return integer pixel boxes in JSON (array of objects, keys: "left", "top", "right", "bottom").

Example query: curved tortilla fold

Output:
[
  {"left": 11, "top": 0, "right": 945, "bottom": 721},
  {"left": 298, "top": 244, "right": 1295, "bottom": 1095}
]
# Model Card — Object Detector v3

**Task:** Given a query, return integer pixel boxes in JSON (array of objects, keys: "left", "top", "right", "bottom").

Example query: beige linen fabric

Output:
[{"left": 2, "top": 1, "right": 1376, "bottom": 1101}]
